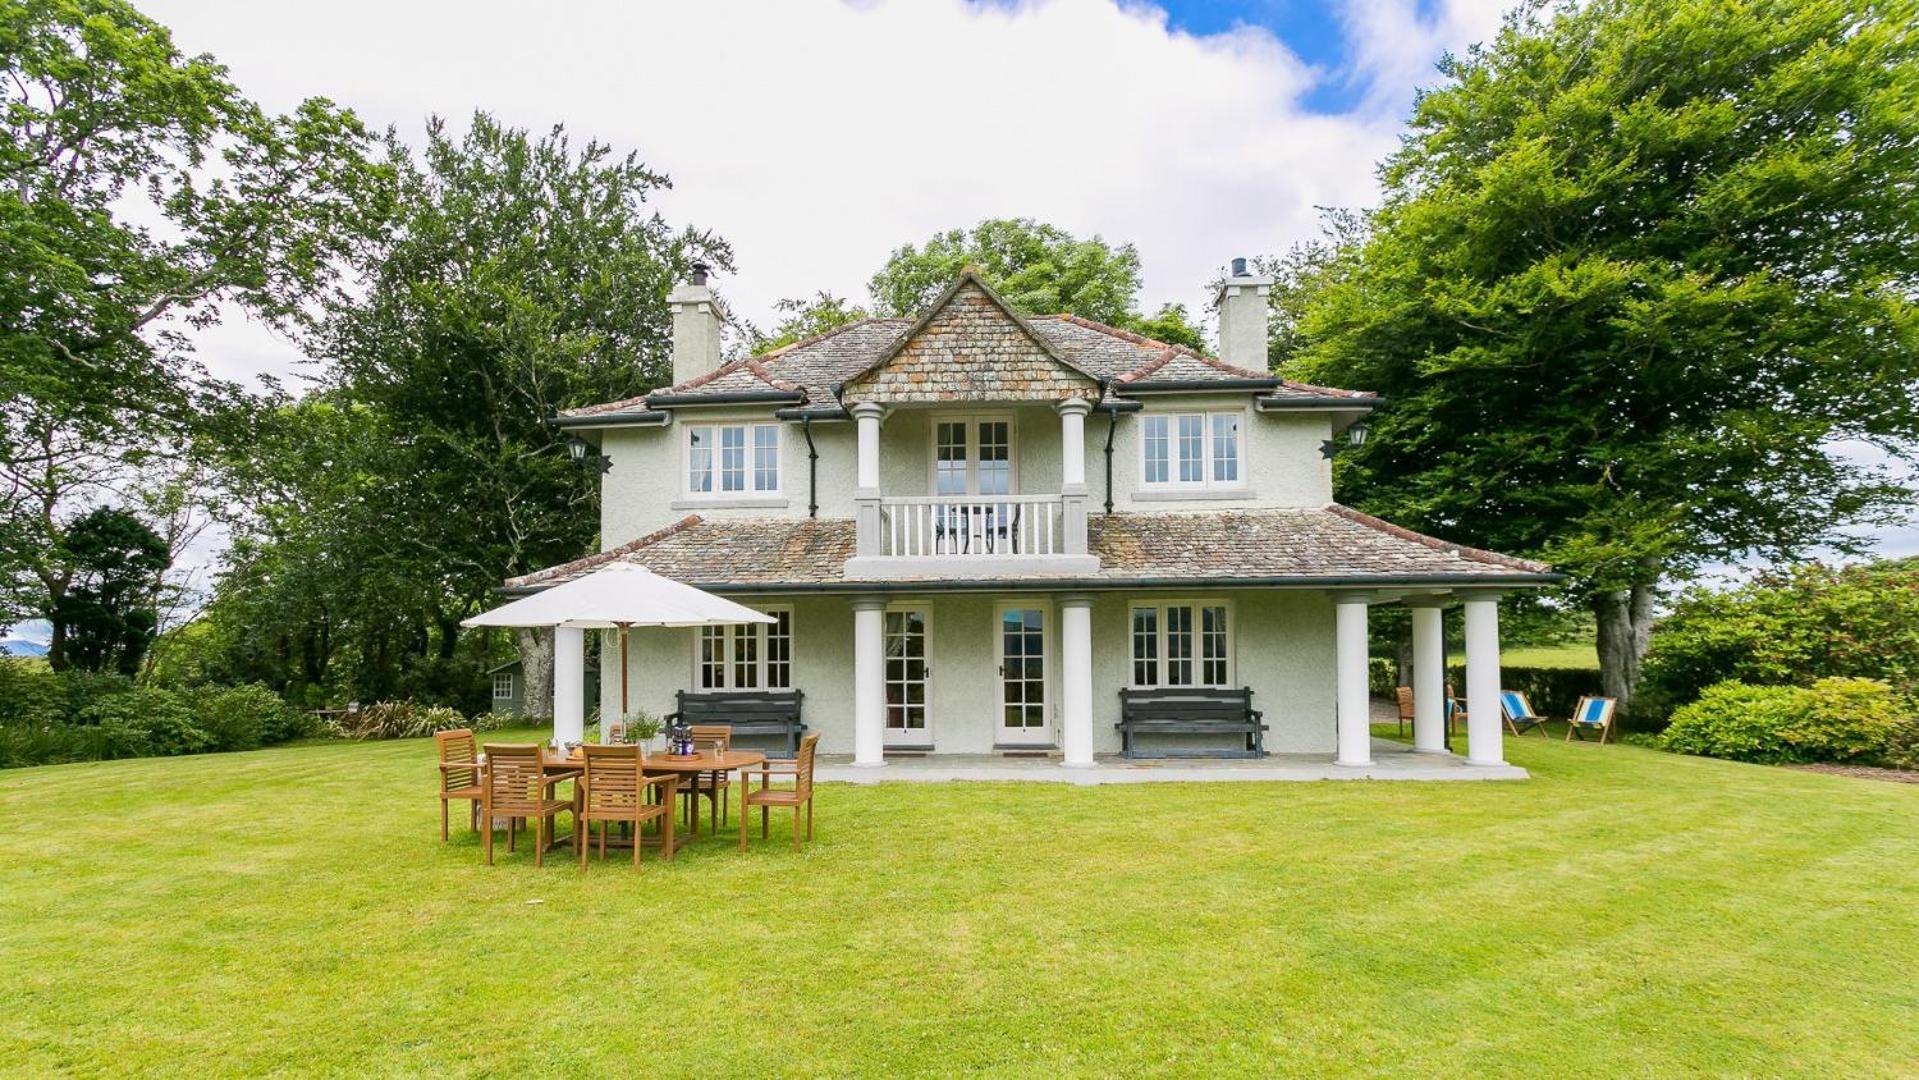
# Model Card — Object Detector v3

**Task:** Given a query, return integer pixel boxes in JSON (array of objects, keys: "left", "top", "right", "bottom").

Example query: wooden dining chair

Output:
[
  {"left": 1393, "top": 687, "right": 1415, "bottom": 737},
  {"left": 687, "top": 723, "right": 734, "bottom": 832},
  {"left": 579, "top": 745, "right": 678, "bottom": 871},
  {"left": 740, "top": 731, "right": 822, "bottom": 852},
  {"left": 480, "top": 744, "right": 574, "bottom": 868},
  {"left": 436, "top": 728, "right": 484, "bottom": 841}
]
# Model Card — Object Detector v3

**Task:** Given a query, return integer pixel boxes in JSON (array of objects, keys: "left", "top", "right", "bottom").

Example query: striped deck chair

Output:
[
  {"left": 1565, "top": 696, "right": 1617, "bottom": 744},
  {"left": 1500, "top": 690, "right": 1549, "bottom": 737}
]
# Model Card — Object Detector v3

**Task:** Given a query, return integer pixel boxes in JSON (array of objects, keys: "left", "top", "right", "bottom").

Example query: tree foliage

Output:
[
  {"left": 750, "top": 291, "right": 870, "bottom": 352},
  {"left": 868, "top": 218, "right": 1138, "bottom": 324},
  {"left": 1279, "top": 0, "right": 1919, "bottom": 703},
  {"left": 50, "top": 505, "right": 167, "bottom": 673},
  {"left": 197, "top": 114, "right": 728, "bottom": 708}
]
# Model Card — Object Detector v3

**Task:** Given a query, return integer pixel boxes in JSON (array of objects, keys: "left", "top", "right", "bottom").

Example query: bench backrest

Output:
[
  {"left": 1119, "top": 686, "right": 1255, "bottom": 720},
  {"left": 673, "top": 689, "right": 804, "bottom": 722}
]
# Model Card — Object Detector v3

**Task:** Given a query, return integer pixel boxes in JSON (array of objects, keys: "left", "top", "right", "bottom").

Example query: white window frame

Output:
[
  {"left": 1139, "top": 410, "right": 1244, "bottom": 490},
  {"left": 684, "top": 422, "right": 782, "bottom": 498},
  {"left": 492, "top": 672, "right": 515, "bottom": 700},
  {"left": 926, "top": 413, "right": 1019, "bottom": 497},
  {"left": 693, "top": 606, "right": 794, "bottom": 691},
  {"left": 1127, "top": 599, "right": 1235, "bottom": 688}
]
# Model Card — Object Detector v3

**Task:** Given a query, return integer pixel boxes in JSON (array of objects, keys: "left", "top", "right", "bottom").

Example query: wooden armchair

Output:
[
  {"left": 436, "top": 728, "right": 484, "bottom": 841},
  {"left": 1394, "top": 687, "right": 1415, "bottom": 737},
  {"left": 480, "top": 744, "right": 574, "bottom": 868},
  {"left": 740, "top": 731, "right": 822, "bottom": 852},
  {"left": 579, "top": 745, "right": 678, "bottom": 870},
  {"left": 687, "top": 724, "right": 734, "bottom": 833}
]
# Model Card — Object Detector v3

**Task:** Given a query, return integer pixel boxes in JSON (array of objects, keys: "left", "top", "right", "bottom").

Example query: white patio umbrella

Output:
[{"left": 463, "top": 562, "right": 773, "bottom": 735}]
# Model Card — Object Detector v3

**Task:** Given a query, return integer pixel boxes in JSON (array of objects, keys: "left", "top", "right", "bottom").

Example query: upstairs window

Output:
[
  {"left": 1129, "top": 601, "right": 1232, "bottom": 687},
  {"left": 1141, "top": 411, "right": 1242, "bottom": 490},
  {"left": 687, "top": 423, "right": 780, "bottom": 496}
]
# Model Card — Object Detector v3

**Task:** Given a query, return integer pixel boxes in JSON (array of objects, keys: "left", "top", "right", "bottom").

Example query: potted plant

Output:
[{"left": 621, "top": 711, "right": 664, "bottom": 753}]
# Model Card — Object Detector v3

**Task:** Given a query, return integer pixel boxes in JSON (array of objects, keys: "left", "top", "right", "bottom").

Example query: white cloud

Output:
[{"left": 138, "top": 0, "right": 1499, "bottom": 385}]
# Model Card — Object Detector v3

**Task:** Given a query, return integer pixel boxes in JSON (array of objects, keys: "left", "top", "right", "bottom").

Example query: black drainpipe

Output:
[
  {"left": 800, "top": 415, "right": 819, "bottom": 519},
  {"left": 1100, "top": 377, "right": 1119, "bottom": 515}
]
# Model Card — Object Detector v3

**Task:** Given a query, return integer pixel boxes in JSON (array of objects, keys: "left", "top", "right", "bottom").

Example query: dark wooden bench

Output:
[
  {"left": 666, "top": 689, "right": 806, "bottom": 758},
  {"left": 1116, "top": 687, "right": 1265, "bottom": 759}
]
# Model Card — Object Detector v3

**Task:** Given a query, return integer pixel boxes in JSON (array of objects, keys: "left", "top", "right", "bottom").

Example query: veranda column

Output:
[
  {"left": 1334, "top": 594, "right": 1373, "bottom": 767},
  {"left": 853, "top": 402, "right": 885, "bottom": 557},
  {"left": 552, "top": 625, "right": 585, "bottom": 746},
  {"left": 852, "top": 597, "right": 886, "bottom": 767},
  {"left": 1057, "top": 397, "right": 1091, "bottom": 555},
  {"left": 1409, "top": 601, "right": 1446, "bottom": 753},
  {"left": 1464, "top": 594, "right": 1505, "bottom": 766},
  {"left": 1059, "top": 594, "right": 1095, "bottom": 768}
]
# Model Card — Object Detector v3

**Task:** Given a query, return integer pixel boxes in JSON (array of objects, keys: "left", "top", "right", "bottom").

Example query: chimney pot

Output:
[
  {"left": 1230, "top": 256, "right": 1248, "bottom": 277},
  {"left": 689, "top": 261, "right": 710, "bottom": 286}
]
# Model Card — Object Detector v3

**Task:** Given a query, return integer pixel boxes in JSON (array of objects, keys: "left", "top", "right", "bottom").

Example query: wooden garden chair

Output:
[
  {"left": 579, "top": 745, "right": 678, "bottom": 871},
  {"left": 687, "top": 724, "right": 734, "bottom": 833},
  {"left": 740, "top": 731, "right": 821, "bottom": 852},
  {"left": 1394, "top": 687, "right": 1415, "bottom": 737},
  {"left": 1445, "top": 682, "right": 1467, "bottom": 743},
  {"left": 479, "top": 744, "right": 575, "bottom": 868},
  {"left": 436, "top": 728, "right": 484, "bottom": 841},
  {"left": 1499, "top": 691, "right": 1550, "bottom": 737},
  {"left": 1565, "top": 696, "right": 1618, "bottom": 744}
]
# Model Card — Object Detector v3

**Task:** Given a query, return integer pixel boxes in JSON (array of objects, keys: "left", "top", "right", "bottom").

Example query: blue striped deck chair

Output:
[
  {"left": 1565, "top": 696, "right": 1617, "bottom": 744},
  {"left": 1499, "top": 690, "right": 1549, "bottom": 736}
]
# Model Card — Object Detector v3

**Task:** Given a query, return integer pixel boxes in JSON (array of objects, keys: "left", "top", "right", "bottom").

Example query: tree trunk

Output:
[
  {"left": 515, "top": 626, "right": 554, "bottom": 721},
  {"left": 1394, "top": 638, "right": 1413, "bottom": 687},
  {"left": 1593, "top": 582, "right": 1658, "bottom": 709}
]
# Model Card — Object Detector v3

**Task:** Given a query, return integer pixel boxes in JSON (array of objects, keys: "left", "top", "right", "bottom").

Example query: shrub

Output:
[
  {"left": 1660, "top": 678, "right": 1913, "bottom": 765},
  {"left": 184, "top": 684, "right": 310, "bottom": 751},
  {"left": 1639, "top": 559, "right": 1919, "bottom": 723},
  {"left": 1786, "top": 678, "right": 1910, "bottom": 764},
  {"left": 1660, "top": 682, "right": 1807, "bottom": 763},
  {"left": 78, "top": 688, "right": 213, "bottom": 757},
  {"left": 330, "top": 701, "right": 481, "bottom": 740},
  {"left": 0, "top": 658, "right": 65, "bottom": 727}
]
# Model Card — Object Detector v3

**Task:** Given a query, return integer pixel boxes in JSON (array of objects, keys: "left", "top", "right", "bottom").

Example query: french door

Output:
[
  {"left": 884, "top": 607, "right": 932, "bottom": 747},
  {"left": 933, "top": 417, "right": 1016, "bottom": 554},
  {"left": 997, "top": 604, "right": 1050, "bottom": 744}
]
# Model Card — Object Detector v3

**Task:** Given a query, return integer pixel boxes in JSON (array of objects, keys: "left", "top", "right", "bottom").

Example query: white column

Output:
[
  {"left": 1058, "top": 398, "right": 1089, "bottom": 488},
  {"left": 552, "top": 625, "right": 585, "bottom": 746},
  {"left": 1410, "top": 603, "right": 1446, "bottom": 753},
  {"left": 853, "top": 402, "right": 884, "bottom": 492},
  {"left": 1464, "top": 595, "right": 1504, "bottom": 766},
  {"left": 852, "top": 598, "right": 886, "bottom": 767},
  {"left": 1060, "top": 594, "right": 1095, "bottom": 768},
  {"left": 1334, "top": 595, "right": 1372, "bottom": 767}
]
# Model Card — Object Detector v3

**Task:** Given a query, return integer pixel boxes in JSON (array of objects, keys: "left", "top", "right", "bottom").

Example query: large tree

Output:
[
  {"left": 203, "top": 113, "right": 730, "bottom": 709},
  {"left": 0, "top": 0, "right": 390, "bottom": 637},
  {"left": 49, "top": 505, "right": 167, "bottom": 674},
  {"left": 1282, "top": 0, "right": 1919, "bottom": 707},
  {"left": 867, "top": 217, "right": 1204, "bottom": 347}
]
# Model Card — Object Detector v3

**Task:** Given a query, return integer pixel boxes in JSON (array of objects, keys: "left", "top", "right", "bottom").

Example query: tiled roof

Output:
[
  {"left": 505, "top": 507, "right": 1551, "bottom": 591},
  {"left": 560, "top": 275, "right": 1378, "bottom": 419}
]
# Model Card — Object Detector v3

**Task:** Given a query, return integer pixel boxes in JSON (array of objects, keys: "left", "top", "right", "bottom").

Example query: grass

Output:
[
  {"left": 3, "top": 732, "right": 1917, "bottom": 1076},
  {"left": 1497, "top": 641, "right": 1600, "bottom": 669}
]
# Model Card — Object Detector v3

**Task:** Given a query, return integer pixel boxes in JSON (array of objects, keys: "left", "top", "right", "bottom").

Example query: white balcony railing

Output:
[{"left": 878, "top": 494, "right": 1066, "bottom": 557}]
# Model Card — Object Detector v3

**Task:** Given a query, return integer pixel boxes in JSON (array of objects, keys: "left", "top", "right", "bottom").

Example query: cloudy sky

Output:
[{"left": 139, "top": 0, "right": 1508, "bottom": 386}]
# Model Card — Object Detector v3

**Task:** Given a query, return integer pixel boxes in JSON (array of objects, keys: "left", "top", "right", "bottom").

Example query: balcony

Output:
[{"left": 845, "top": 492, "right": 1099, "bottom": 579}]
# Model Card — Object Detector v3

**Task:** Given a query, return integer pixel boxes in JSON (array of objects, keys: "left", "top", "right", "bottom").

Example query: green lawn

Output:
[{"left": 3, "top": 732, "right": 1916, "bottom": 1076}]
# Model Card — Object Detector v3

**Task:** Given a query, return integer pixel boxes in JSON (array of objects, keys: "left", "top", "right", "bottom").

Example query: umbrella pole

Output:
[{"left": 617, "top": 622, "right": 630, "bottom": 718}]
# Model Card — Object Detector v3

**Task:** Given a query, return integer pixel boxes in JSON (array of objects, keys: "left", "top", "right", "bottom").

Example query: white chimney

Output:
[
  {"left": 1215, "top": 256, "right": 1274, "bottom": 371},
  {"left": 668, "top": 262, "right": 728, "bottom": 386}
]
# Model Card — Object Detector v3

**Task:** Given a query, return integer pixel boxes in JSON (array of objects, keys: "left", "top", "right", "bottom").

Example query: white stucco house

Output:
[{"left": 510, "top": 261, "right": 1554, "bottom": 769}]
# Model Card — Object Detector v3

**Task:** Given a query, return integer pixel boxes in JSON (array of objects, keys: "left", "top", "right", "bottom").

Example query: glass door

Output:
[
  {"left": 884, "top": 607, "right": 932, "bottom": 747},
  {"left": 933, "top": 417, "right": 1015, "bottom": 553},
  {"left": 997, "top": 605, "right": 1049, "bottom": 744}
]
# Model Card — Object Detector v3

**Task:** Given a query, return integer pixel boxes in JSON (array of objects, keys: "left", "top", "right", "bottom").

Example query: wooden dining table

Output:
[{"left": 537, "top": 747, "right": 766, "bottom": 848}]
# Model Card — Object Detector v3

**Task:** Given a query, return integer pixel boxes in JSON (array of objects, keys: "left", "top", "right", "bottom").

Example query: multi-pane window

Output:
[
  {"left": 1129, "top": 602, "right": 1232, "bottom": 687},
  {"left": 932, "top": 417, "right": 1015, "bottom": 495},
  {"left": 696, "top": 608, "right": 793, "bottom": 690},
  {"left": 492, "top": 672, "right": 514, "bottom": 700},
  {"left": 1141, "top": 412, "right": 1243, "bottom": 490},
  {"left": 687, "top": 423, "right": 779, "bottom": 495}
]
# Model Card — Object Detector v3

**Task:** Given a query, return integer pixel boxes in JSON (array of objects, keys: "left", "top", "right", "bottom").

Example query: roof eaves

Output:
[
  {"left": 502, "top": 514, "right": 705, "bottom": 590},
  {"left": 1324, "top": 504, "right": 1553, "bottom": 574}
]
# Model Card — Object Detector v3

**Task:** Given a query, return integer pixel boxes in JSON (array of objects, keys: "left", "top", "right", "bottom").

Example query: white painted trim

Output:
[
  {"left": 842, "top": 553, "right": 1100, "bottom": 580},
  {"left": 669, "top": 496, "right": 791, "bottom": 510},
  {"left": 883, "top": 602, "right": 934, "bottom": 748},
  {"left": 1123, "top": 597, "right": 1237, "bottom": 689},
  {"left": 688, "top": 603, "right": 794, "bottom": 692},
  {"left": 1131, "top": 487, "right": 1256, "bottom": 502}
]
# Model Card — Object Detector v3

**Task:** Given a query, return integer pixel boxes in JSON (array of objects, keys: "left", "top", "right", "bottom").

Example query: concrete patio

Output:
[{"left": 815, "top": 736, "right": 1528, "bottom": 785}]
